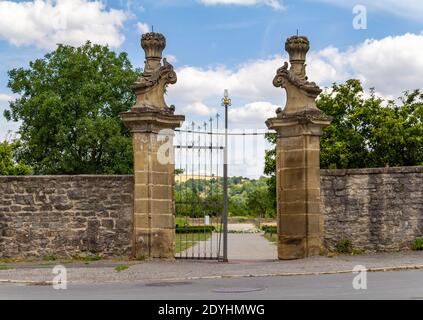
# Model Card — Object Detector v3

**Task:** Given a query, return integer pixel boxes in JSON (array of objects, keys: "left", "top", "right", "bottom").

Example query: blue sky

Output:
[{"left": 1, "top": 0, "right": 423, "bottom": 176}]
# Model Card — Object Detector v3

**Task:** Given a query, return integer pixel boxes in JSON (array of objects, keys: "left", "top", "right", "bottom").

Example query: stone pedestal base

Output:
[
  {"left": 121, "top": 108, "right": 184, "bottom": 260},
  {"left": 267, "top": 110, "right": 331, "bottom": 260}
]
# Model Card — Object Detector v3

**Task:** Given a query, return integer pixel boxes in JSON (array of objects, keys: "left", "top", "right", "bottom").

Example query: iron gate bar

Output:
[
  {"left": 175, "top": 129, "right": 274, "bottom": 136},
  {"left": 222, "top": 91, "right": 230, "bottom": 263}
]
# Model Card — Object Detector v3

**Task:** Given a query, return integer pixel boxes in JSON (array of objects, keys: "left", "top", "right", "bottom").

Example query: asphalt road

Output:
[{"left": 1, "top": 270, "right": 423, "bottom": 300}]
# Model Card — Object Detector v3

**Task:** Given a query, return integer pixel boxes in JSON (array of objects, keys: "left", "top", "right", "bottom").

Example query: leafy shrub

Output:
[
  {"left": 411, "top": 238, "right": 423, "bottom": 251},
  {"left": 262, "top": 225, "right": 277, "bottom": 234},
  {"left": 176, "top": 226, "right": 215, "bottom": 234},
  {"left": 335, "top": 239, "right": 353, "bottom": 254}
]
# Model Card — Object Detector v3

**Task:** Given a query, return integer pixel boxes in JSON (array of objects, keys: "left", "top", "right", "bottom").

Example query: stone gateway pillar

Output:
[
  {"left": 266, "top": 36, "right": 332, "bottom": 260},
  {"left": 121, "top": 33, "right": 184, "bottom": 260}
]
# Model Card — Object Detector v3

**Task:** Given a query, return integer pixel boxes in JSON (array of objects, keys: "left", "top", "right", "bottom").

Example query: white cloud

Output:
[
  {"left": 170, "top": 56, "right": 286, "bottom": 107},
  {"left": 199, "top": 0, "right": 285, "bottom": 10},
  {"left": 165, "top": 54, "right": 178, "bottom": 64},
  {"left": 308, "top": 33, "right": 423, "bottom": 98},
  {"left": 182, "top": 102, "right": 217, "bottom": 116},
  {"left": 345, "top": 33, "right": 423, "bottom": 96},
  {"left": 229, "top": 101, "right": 279, "bottom": 128},
  {"left": 136, "top": 22, "right": 150, "bottom": 34},
  {"left": 0, "top": 0, "right": 127, "bottom": 49},
  {"left": 0, "top": 93, "right": 15, "bottom": 102},
  {"left": 0, "top": 93, "right": 20, "bottom": 141},
  {"left": 312, "top": 0, "right": 423, "bottom": 20}
]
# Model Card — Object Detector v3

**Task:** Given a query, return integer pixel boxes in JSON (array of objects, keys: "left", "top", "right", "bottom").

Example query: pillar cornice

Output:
[
  {"left": 120, "top": 108, "right": 185, "bottom": 133},
  {"left": 266, "top": 110, "right": 332, "bottom": 137}
]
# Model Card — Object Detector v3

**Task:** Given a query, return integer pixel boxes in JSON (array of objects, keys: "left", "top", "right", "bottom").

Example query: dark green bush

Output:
[
  {"left": 176, "top": 225, "right": 215, "bottom": 234},
  {"left": 335, "top": 239, "right": 353, "bottom": 254},
  {"left": 262, "top": 225, "right": 277, "bottom": 234},
  {"left": 411, "top": 237, "right": 423, "bottom": 251}
]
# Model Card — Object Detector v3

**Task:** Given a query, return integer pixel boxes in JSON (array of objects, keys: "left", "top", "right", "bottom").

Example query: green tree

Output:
[
  {"left": 318, "top": 79, "right": 372, "bottom": 169},
  {"left": 264, "top": 79, "right": 423, "bottom": 192},
  {"left": 319, "top": 79, "right": 423, "bottom": 168},
  {"left": 0, "top": 140, "right": 32, "bottom": 175},
  {"left": 174, "top": 176, "right": 275, "bottom": 218},
  {"left": 246, "top": 186, "right": 275, "bottom": 218},
  {"left": 4, "top": 41, "right": 140, "bottom": 174}
]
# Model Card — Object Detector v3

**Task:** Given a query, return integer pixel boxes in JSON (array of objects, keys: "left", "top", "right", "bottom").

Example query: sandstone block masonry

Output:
[
  {"left": 0, "top": 176, "right": 133, "bottom": 259},
  {"left": 322, "top": 167, "right": 423, "bottom": 252}
]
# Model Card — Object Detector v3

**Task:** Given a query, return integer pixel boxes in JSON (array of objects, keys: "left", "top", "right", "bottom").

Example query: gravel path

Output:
[
  {"left": 228, "top": 233, "right": 276, "bottom": 260},
  {"left": 179, "top": 232, "right": 277, "bottom": 260}
]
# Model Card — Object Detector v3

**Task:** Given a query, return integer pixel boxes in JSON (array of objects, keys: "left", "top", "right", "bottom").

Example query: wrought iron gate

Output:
[{"left": 174, "top": 113, "right": 227, "bottom": 261}]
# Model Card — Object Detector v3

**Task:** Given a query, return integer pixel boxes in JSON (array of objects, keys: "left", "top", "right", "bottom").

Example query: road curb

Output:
[
  {"left": 152, "top": 264, "right": 423, "bottom": 282},
  {"left": 0, "top": 279, "right": 52, "bottom": 285}
]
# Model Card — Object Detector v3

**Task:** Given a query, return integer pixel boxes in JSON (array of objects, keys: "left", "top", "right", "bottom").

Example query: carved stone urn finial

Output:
[
  {"left": 285, "top": 36, "right": 310, "bottom": 81},
  {"left": 141, "top": 32, "right": 166, "bottom": 73},
  {"left": 131, "top": 32, "right": 177, "bottom": 111},
  {"left": 273, "top": 35, "right": 322, "bottom": 114}
]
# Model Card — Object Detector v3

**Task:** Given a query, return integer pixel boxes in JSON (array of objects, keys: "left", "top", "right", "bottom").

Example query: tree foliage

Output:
[
  {"left": 0, "top": 140, "right": 32, "bottom": 175},
  {"left": 318, "top": 79, "right": 423, "bottom": 168},
  {"left": 175, "top": 176, "right": 276, "bottom": 218},
  {"left": 4, "top": 41, "right": 140, "bottom": 174},
  {"left": 265, "top": 79, "right": 423, "bottom": 190}
]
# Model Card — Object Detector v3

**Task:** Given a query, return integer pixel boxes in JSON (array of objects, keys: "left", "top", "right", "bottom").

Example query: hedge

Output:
[
  {"left": 176, "top": 225, "right": 215, "bottom": 234},
  {"left": 261, "top": 225, "right": 277, "bottom": 233}
]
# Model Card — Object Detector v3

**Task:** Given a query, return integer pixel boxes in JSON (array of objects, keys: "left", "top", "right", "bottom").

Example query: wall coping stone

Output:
[
  {"left": 0, "top": 175, "right": 133, "bottom": 180},
  {"left": 321, "top": 166, "right": 423, "bottom": 176},
  {"left": 1, "top": 168, "right": 422, "bottom": 179},
  {"left": 0, "top": 175, "right": 134, "bottom": 184}
]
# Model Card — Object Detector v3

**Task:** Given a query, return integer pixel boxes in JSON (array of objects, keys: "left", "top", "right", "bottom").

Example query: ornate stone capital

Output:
[
  {"left": 131, "top": 32, "right": 177, "bottom": 111},
  {"left": 120, "top": 108, "right": 185, "bottom": 134},
  {"left": 266, "top": 110, "right": 332, "bottom": 137},
  {"left": 273, "top": 36, "right": 323, "bottom": 114}
]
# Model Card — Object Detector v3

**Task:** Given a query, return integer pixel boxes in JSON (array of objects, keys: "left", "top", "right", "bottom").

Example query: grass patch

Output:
[
  {"left": 72, "top": 255, "right": 102, "bottom": 262},
  {"left": 115, "top": 265, "right": 129, "bottom": 272},
  {"left": 175, "top": 216, "right": 189, "bottom": 227},
  {"left": 176, "top": 233, "right": 212, "bottom": 253},
  {"left": 41, "top": 254, "right": 102, "bottom": 264},
  {"left": 135, "top": 255, "right": 146, "bottom": 261},
  {"left": 411, "top": 237, "right": 423, "bottom": 251},
  {"left": 0, "top": 265, "right": 12, "bottom": 270},
  {"left": 263, "top": 232, "right": 277, "bottom": 243},
  {"left": 262, "top": 225, "right": 277, "bottom": 244},
  {"left": 333, "top": 239, "right": 363, "bottom": 255},
  {"left": 42, "top": 254, "right": 58, "bottom": 262},
  {"left": 0, "top": 258, "right": 24, "bottom": 264}
]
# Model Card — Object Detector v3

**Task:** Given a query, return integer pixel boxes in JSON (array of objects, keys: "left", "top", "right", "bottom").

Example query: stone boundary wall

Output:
[
  {"left": 1, "top": 167, "right": 422, "bottom": 259},
  {"left": 0, "top": 176, "right": 133, "bottom": 259},
  {"left": 321, "top": 167, "right": 423, "bottom": 252}
]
